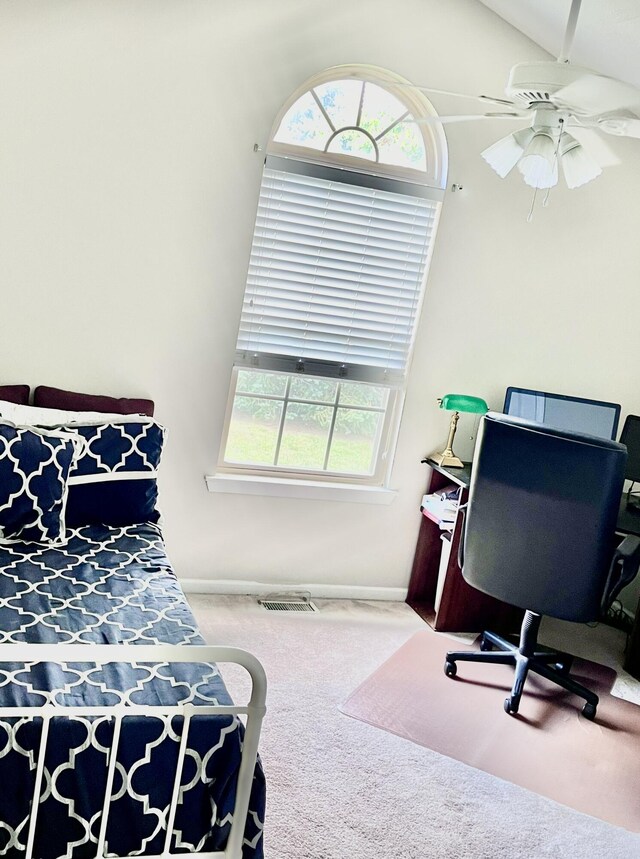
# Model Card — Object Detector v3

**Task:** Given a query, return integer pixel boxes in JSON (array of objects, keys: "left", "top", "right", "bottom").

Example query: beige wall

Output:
[{"left": 2, "top": 1, "right": 640, "bottom": 608}]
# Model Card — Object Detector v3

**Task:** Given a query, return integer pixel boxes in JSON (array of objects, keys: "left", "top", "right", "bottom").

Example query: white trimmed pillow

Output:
[
  {"left": 42, "top": 417, "right": 166, "bottom": 527},
  {"left": 0, "top": 421, "right": 83, "bottom": 545}
]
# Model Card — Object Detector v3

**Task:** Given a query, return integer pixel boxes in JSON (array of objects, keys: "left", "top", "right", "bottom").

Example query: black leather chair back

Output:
[{"left": 463, "top": 412, "right": 626, "bottom": 622}]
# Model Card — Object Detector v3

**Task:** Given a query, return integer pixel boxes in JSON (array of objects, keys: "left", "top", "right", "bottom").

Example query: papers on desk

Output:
[
  {"left": 421, "top": 484, "right": 460, "bottom": 532},
  {"left": 435, "top": 484, "right": 461, "bottom": 502}
]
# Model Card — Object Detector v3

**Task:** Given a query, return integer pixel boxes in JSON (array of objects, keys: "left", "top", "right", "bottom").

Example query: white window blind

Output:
[{"left": 235, "top": 157, "right": 441, "bottom": 384}]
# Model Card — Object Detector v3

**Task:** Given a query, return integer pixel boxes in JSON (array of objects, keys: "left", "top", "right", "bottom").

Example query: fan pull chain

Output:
[{"left": 527, "top": 187, "right": 538, "bottom": 223}]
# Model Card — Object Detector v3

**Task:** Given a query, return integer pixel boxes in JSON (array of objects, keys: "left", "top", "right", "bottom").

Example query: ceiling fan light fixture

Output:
[
  {"left": 395, "top": 0, "right": 640, "bottom": 204},
  {"left": 560, "top": 134, "right": 603, "bottom": 189},
  {"left": 481, "top": 128, "right": 534, "bottom": 178},
  {"left": 517, "top": 131, "right": 559, "bottom": 189}
]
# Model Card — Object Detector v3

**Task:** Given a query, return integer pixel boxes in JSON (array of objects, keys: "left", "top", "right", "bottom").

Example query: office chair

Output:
[{"left": 444, "top": 413, "right": 640, "bottom": 720}]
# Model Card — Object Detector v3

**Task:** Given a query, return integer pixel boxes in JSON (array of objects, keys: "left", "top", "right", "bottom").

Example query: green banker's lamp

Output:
[{"left": 429, "top": 394, "right": 489, "bottom": 468}]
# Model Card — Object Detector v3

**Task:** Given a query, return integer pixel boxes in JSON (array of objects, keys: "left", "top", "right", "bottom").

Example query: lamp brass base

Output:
[
  {"left": 428, "top": 449, "right": 464, "bottom": 469},
  {"left": 428, "top": 410, "right": 465, "bottom": 468}
]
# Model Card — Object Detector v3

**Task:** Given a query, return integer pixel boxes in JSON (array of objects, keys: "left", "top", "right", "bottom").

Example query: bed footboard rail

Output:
[{"left": 0, "top": 644, "right": 267, "bottom": 859}]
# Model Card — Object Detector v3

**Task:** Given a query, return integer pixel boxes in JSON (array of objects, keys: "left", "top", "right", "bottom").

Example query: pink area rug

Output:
[{"left": 341, "top": 630, "right": 640, "bottom": 831}]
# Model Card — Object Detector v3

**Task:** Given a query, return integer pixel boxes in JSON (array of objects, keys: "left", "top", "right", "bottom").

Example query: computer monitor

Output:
[
  {"left": 620, "top": 415, "right": 640, "bottom": 482},
  {"left": 503, "top": 387, "right": 621, "bottom": 441}
]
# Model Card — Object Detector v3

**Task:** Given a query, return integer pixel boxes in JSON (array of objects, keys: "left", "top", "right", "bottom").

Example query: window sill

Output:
[{"left": 205, "top": 473, "right": 397, "bottom": 505}]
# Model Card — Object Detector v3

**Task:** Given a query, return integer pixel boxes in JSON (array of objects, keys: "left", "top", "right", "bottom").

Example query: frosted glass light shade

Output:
[
  {"left": 482, "top": 126, "right": 606, "bottom": 192},
  {"left": 481, "top": 128, "right": 534, "bottom": 178},
  {"left": 560, "top": 135, "right": 603, "bottom": 189},
  {"left": 517, "top": 131, "right": 559, "bottom": 189}
]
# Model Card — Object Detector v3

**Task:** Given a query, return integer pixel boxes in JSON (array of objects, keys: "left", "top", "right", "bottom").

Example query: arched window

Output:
[
  {"left": 270, "top": 69, "right": 446, "bottom": 183},
  {"left": 219, "top": 66, "right": 447, "bottom": 483},
  {"left": 274, "top": 79, "right": 427, "bottom": 169}
]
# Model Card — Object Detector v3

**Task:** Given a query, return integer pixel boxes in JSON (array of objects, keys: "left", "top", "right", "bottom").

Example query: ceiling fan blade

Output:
[
  {"left": 565, "top": 124, "right": 621, "bottom": 166},
  {"left": 362, "top": 78, "right": 518, "bottom": 108},
  {"left": 409, "top": 112, "right": 528, "bottom": 125},
  {"left": 551, "top": 74, "right": 640, "bottom": 116},
  {"left": 595, "top": 116, "right": 640, "bottom": 140}
]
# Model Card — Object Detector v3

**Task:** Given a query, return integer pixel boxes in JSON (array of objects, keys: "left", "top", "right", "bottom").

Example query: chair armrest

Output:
[{"left": 601, "top": 535, "right": 640, "bottom": 613}]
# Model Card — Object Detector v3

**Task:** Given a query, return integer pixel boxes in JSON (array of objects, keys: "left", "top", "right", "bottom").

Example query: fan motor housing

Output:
[{"left": 506, "top": 61, "right": 590, "bottom": 106}]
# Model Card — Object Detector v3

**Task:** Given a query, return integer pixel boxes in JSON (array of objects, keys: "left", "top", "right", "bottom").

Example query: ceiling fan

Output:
[{"left": 388, "top": 0, "right": 640, "bottom": 192}]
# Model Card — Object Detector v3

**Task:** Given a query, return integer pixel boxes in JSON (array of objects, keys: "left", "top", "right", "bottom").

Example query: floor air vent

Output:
[{"left": 258, "top": 594, "right": 317, "bottom": 612}]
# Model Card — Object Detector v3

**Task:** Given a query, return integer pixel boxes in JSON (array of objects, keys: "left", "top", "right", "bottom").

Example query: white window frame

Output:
[
  {"left": 217, "top": 367, "right": 403, "bottom": 486},
  {"left": 214, "top": 65, "right": 447, "bottom": 490}
]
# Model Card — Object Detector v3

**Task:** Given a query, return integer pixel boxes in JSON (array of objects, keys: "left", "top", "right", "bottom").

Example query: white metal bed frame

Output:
[{"left": 0, "top": 644, "right": 267, "bottom": 859}]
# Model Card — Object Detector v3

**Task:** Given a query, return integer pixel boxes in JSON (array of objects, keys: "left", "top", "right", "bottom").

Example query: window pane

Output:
[
  {"left": 224, "top": 396, "right": 283, "bottom": 465},
  {"left": 273, "top": 90, "right": 332, "bottom": 150},
  {"left": 339, "top": 382, "right": 389, "bottom": 409},
  {"left": 289, "top": 377, "right": 338, "bottom": 403},
  {"left": 327, "top": 408, "right": 383, "bottom": 475},
  {"left": 327, "top": 129, "right": 376, "bottom": 161},
  {"left": 314, "top": 80, "right": 363, "bottom": 130},
  {"left": 377, "top": 118, "right": 427, "bottom": 170},
  {"left": 236, "top": 370, "right": 288, "bottom": 397},
  {"left": 360, "top": 83, "right": 407, "bottom": 137},
  {"left": 277, "top": 402, "right": 333, "bottom": 469}
]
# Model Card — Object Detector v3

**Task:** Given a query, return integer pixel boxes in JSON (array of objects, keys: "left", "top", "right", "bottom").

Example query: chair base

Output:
[{"left": 444, "top": 610, "right": 599, "bottom": 720}]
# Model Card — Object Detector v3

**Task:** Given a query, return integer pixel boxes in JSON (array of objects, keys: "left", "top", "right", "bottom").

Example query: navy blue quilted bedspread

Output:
[{"left": 0, "top": 523, "right": 265, "bottom": 859}]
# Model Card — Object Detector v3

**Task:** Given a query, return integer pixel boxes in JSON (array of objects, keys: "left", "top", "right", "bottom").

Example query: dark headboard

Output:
[
  {"left": 34, "top": 385, "right": 154, "bottom": 417},
  {"left": 0, "top": 385, "right": 30, "bottom": 405}
]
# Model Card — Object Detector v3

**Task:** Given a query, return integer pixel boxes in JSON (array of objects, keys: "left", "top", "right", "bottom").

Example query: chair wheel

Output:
[
  {"left": 479, "top": 636, "right": 492, "bottom": 652},
  {"left": 582, "top": 702, "right": 597, "bottom": 721},
  {"left": 444, "top": 660, "right": 457, "bottom": 678},
  {"left": 504, "top": 696, "right": 518, "bottom": 715}
]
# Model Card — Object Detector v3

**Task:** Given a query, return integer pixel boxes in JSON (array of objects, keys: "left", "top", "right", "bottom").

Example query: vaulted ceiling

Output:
[{"left": 479, "top": 0, "right": 640, "bottom": 89}]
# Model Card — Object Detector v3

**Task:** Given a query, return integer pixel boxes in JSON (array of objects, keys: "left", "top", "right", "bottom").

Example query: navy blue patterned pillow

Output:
[
  {"left": 52, "top": 419, "right": 165, "bottom": 527},
  {"left": 0, "top": 422, "right": 81, "bottom": 545}
]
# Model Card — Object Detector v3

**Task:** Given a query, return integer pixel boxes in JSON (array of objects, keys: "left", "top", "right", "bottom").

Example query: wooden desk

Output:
[
  {"left": 406, "top": 460, "right": 522, "bottom": 633},
  {"left": 616, "top": 495, "right": 640, "bottom": 537},
  {"left": 407, "top": 459, "right": 640, "bottom": 676}
]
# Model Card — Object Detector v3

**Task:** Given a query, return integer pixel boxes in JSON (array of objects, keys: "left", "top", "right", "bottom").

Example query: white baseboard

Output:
[{"left": 180, "top": 578, "right": 408, "bottom": 602}]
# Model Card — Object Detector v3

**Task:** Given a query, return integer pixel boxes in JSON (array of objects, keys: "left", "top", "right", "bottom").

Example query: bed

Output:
[{"left": 0, "top": 386, "right": 266, "bottom": 859}]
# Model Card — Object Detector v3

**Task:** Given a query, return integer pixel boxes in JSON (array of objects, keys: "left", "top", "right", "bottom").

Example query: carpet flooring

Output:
[
  {"left": 341, "top": 630, "right": 640, "bottom": 830},
  {"left": 187, "top": 594, "right": 640, "bottom": 858}
]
